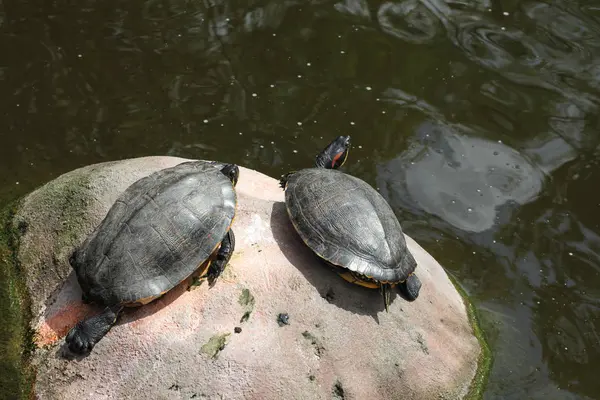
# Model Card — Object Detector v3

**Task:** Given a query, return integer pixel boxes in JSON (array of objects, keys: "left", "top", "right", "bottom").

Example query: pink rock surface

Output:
[{"left": 14, "top": 156, "right": 481, "bottom": 399}]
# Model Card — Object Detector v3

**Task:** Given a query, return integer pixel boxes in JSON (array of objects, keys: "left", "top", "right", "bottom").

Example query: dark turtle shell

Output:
[
  {"left": 284, "top": 168, "right": 416, "bottom": 283},
  {"left": 71, "top": 161, "right": 237, "bottom": 306}
]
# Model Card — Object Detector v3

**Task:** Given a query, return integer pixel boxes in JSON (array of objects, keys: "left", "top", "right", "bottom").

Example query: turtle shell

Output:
[
  {"left": 284, "top": 168, "right": 416, "bottom": 283},
  {"left": 71, "top": 161, "right": 237, "bottom": 306}
]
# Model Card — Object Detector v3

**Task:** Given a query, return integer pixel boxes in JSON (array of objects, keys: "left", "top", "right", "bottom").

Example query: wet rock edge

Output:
[{"left": 447, "top": 273, "right": 492, "bottom": 399}]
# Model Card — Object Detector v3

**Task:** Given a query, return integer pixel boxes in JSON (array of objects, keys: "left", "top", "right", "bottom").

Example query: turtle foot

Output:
[
  {"left": 207, "top": 229, "right": 236, "bottom": 287},
  {"left": 65, "top": 305, "right": 121, "bottom": 354},
  {"left": 398, "top": 274, "right": 422, "bottom": 301},
  {"left": 220, "top": 164, "right": 239, "bottom": 186},
  {"left": 279, "top": 172, "right": 296, "bottom": 190},
  {"left": 380, "top": 283, "right": 393, "bottom": 312}
]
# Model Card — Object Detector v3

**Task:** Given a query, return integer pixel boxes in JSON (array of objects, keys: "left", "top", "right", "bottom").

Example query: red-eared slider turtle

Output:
[
  {"left": 65, "top": 161, "right": 239, "bottom": 354},
  {"left": 279, "top": 136, "right": 421, "bottom": 311}
]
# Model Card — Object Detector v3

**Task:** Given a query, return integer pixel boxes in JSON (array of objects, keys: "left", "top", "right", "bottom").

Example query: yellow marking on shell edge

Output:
[
  {"left": 337, "top": 271, "right": 380, "bottom": 289},
  {"left": 125, "top": 249, "right": 219, "bottom": 306},
  {"left": 132, "top": 290, "right": 170, "bottom": 306}
]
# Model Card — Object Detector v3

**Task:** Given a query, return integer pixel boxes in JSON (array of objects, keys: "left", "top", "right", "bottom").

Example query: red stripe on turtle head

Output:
[{"left": 331, "top": 151, "right": 343, "bottom": 168}]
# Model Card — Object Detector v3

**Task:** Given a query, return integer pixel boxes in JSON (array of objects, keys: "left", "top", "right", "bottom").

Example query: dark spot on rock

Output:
[
  {"left": 17, "top": 220, "right": 28, "bottom": 235},
  {"left": 416, "top": 333, "right": 429, "bottom": 355},
  {"left": 323, "top": 288, "right": 335, "bottom": 302},
  {"left": 81, "top": 292, "right": 91, "bottom": 304},
  {"left": 277, "top": 313, "right": 290, "bottom": 326},
  {"left": 240, "top": 311, "right": 251, "bottom": 323},
  {"left": 302, "top": 331, "right": 325, "bottom": 357},
  {"left": 169, "top": 384, "right": 180, "bottom": 391},
  {"left": 309, "top": 374, "right": 316, "bottom": 381},
  {"left": 332, "top": 380, "right": 345, "bottom": 399},
  {"left": 234, "top": 326, "right": 242, "bottom": 333}
]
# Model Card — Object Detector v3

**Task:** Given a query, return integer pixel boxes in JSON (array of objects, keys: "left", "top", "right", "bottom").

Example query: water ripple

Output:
[
  {"left": 377, "top": 0, "right": 441, "bottom": 44},
  {"left": 452, "top": 15, "right": 543, "bottom": 70}
]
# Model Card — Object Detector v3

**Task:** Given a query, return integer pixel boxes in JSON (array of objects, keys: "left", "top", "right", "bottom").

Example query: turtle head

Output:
[
  {"left": 315, "top": 135, "right": 351, "bottom": 169},
  {"left": 220, "top": 164, "right": 240, "bottom": 186}
]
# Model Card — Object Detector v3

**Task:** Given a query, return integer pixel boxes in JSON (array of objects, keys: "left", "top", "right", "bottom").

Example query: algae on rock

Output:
[
  {"left": 200, "top": 333, "right": 231, "bottom": 359},
  {"left": 0, "top": 204, "right": 34, "bottom": 400}
]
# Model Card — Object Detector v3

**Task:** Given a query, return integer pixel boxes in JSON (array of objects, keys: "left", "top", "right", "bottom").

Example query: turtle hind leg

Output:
[
  {"left": 65, "top": 304, "right": 122, "bottom": 354},
  {"left": 220, "top": 164, "right": 240, "bottom": 186},
  {"left": 207, "top": 229, "right": 236, "bottom": 287},
  {"left": 398, "top": 274, "right": 422, "bottom": 301},
  {"left": 279, "top": 171, "right": 296, "bottom": 190},
  {"left": 381, "top": 283, "right": 392, "bottom": 312}
]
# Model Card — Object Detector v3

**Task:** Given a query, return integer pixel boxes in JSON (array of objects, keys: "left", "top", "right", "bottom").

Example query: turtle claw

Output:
[
  {"left": 381, "top": 283, "right": 392, "bottom": 312},
  {"left": 220, "top": 164, "right": 239, "bottom": 186},
  {"left": 65, "top": 305, "right": 121, "bottom": 354},
  {"left": 398, "top": 274, "right": 422, "bottom": 301},
  {"left": 65, "top": 323, "right": 95, "bottom": 354},
  {"left": 207, "top": 230, "right": 236, "bottom": 287},
  {"left": 279, "top": 172, "right": 296, "bottom": 190},
  {"left": 279, "top": 175, "right": 289, "bottom": 189}
]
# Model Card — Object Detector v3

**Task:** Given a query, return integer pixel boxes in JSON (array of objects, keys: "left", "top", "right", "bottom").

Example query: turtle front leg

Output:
[
  {"left": 398, "top": 274, "right": 422, "bottom": 301},
  {"left": 279, "top": 171, "right": 296, "bottom": 190},
  {"left": 65, "top": 304, "right": 123, "bottom": 354},
  {"left": 207, "top": 229, "right": 236, "bottom": 287}
]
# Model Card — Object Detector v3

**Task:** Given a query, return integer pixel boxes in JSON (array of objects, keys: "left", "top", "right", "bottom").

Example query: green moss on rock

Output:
[
  {"left": 447, "top": 275, "right": 492, "bottom": 400},
  {"left": 238, "top": 288, "right": 255, "bottom": 322},
  {"left": 13, "top": 171, "right": 94, "bottom": 297},
  {"left": 0, "top": 202, "right": 34, "bottom": 400},
  {"left": 200, "top": 333, "right": 231, "bottom": 359}
]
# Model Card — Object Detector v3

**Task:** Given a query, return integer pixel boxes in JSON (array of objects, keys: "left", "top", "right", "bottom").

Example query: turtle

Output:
[
  {"left": 65, "top": 160, "right": 239, "bottom": 354},
  {"left": 279, "top": 136, "right": 421, "bottom": 311}
]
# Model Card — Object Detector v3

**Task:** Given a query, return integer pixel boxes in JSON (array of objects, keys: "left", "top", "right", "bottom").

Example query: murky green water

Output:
[{"left": 1, "top": 0, "right": 599, "bottom": 398}]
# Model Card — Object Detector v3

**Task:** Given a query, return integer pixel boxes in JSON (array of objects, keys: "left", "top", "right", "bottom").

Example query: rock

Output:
[{"left": 9, "top": 156, "right": 486, "bottom": 399}]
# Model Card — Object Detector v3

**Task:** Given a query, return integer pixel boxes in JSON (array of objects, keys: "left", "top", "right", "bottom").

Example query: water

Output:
[{"left": 1, "top": 0, "right": 599, "bottom": 398}]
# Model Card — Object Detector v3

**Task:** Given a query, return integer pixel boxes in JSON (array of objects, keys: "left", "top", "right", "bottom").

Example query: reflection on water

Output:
[
  {"left": 377, "top": 120, "right": 545, "bottom": 232},
  {"left": 1, "top": 0, "right": 600, "bottom": 398}
]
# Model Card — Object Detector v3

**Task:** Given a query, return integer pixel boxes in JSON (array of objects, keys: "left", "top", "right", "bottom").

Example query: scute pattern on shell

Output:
[
  {"left": 285, "top": 168, "right": 416, "bottom": 283},
  {"left": 71, "top": 161, "right": 236, "bottom": 305}
]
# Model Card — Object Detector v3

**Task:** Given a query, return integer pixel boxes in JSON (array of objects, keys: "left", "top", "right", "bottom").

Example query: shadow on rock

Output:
[
  {"left": 270, "top": 201, "right": 396, "bottom": 322},
  {"left": 44, "top": 268, "right": 212, "bottom": 360}
]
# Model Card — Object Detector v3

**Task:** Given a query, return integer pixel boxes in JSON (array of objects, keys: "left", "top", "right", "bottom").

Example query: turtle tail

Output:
[{"left": 381, "top": 283, "right": 392, "bottom": 312}]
